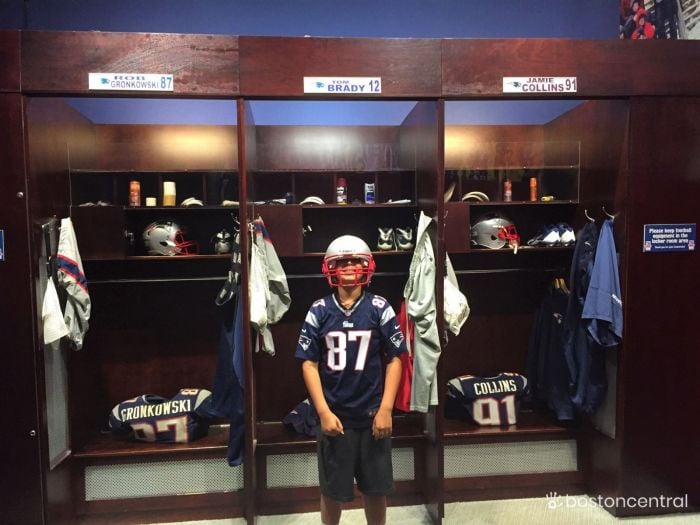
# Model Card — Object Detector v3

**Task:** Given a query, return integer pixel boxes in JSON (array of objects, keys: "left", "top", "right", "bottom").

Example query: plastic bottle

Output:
[
  {"left": 336, "top": 177, "right": 348, "bottom": 205},
  {"left": 129, "top": 180, "right": 141, "bottom": 207},
  {"left": 530, "top": 177, "right": 538, "bottom": 202},
  {"left": 504, "top": 178, "right": 512, "bottom": 202}
]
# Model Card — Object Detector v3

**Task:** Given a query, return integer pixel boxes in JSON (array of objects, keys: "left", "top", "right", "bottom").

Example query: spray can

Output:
[
  {"left": 129, "top": 180, "right": 141, "bottom": 207},
  {"left": 530, "top": 177, "right": 538, "bottom": 202},
  {"left": 504, "top": 178, "right": 512, "bottom": 202}
]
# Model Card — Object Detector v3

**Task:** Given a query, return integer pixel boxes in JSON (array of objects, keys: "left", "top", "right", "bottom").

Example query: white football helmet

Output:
[
  {"left": 321, "top": 235, "right": 376, "bottom": 287},
  {"left": 471, "top": 216, "right": 520, "bottom": 250},
  {"left": 143, "top": 221, "right": 199, "bottom": 256}
]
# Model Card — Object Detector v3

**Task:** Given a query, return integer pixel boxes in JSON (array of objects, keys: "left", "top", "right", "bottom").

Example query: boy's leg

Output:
[
  {"left": 316, "top": 427, "right": 357, "bottom": 523},
  {"left": 363, "top": 494, "right": 387, "bottom": 525},
  {"left": 321, "top": 493, "right": 342, "bottom": 525},
  {"left": 356, "top": 428, "right": 393, "bottom": 525}
]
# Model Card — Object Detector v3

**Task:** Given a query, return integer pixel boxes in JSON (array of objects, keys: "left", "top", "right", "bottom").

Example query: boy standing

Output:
[{"left": 295, "top": 235, "right": 406, "bottom": 525}]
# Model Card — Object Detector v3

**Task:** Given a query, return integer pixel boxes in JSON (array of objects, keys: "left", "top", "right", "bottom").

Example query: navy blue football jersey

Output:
[
  {"left": 109, "top": 388, "right": 214, "bottom": 443},
  {"left": 295, "top": 292, "right": 407, "bottom": 428},
  {"left": 445, "top": 373, "right": 528, "bottom": 426},
  {"left": 282, "top": 398, "right": 319, "bottom": 437}
]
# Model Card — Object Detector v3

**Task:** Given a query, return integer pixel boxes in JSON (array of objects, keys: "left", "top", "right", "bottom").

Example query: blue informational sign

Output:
[
  {"left": 0, "top": 229, "right": 4, "bottom": 261},
  {"left": 643, "top": 223, "right": 696, "bottom": 253}
]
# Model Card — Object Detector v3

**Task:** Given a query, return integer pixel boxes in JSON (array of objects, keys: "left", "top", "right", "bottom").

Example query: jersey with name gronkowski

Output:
[
  {"left": 295, "top": 292, "right": 407, "bottom": 428},
  {"left": 109, "top": 388, "right": 214, "bottom": 443},
  {"left": 445, "top": 373, "right": 528, "bottom": 426}
]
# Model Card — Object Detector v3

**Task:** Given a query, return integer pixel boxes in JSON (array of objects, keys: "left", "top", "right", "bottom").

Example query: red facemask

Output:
[{"left": 321, "top": 255, "right": 376, "bottom": 287}]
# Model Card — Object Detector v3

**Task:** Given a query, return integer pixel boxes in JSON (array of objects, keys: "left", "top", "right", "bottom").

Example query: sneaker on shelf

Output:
[
  {"left": 395, "top": 227, "right": 415, "bottom": 250},
  {"left": 557, "top": 223, "right": 576, "bottom": 246},
  {"left": 527, "top": 225, "right": 561, "bottom": 247},
  {"left": 377, "top": 227, "right": 396, "bottom": 251}
]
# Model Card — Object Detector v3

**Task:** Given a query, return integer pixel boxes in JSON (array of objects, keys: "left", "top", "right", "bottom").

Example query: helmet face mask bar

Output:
[
  {"left": 321, "top": 235, "right": 376, "bottom": 287},
  {"left": 498, "top": 223, "right": 520, "bottom": 248}
]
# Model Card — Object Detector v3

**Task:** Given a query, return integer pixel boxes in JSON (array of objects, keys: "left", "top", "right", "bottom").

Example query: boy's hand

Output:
[
  {"left": 372, "top": 407, "right": 392, "bottom": 440},
  {"left": 320, "top": 411, "right": 344, "bottom": 436}
]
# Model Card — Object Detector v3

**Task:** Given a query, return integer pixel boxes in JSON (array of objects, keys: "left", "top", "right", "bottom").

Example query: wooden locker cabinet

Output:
[
  {"left": 244, "top": 99, "right": 443, "bottom": 520},
  {"left": 440, "top": 40, "right": 700, "bottom": 517},
  {"left": 440, "top": 116, "right": 585, "bottom": 504},
  {"left": 62, "top": 117, "right": 245, "bottom": 524},
  {"left": 3, "top": 30, "right": 699, "bottom": 525}
]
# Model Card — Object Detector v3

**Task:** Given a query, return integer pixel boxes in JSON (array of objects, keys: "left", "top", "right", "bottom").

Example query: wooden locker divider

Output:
[
  {"left": 238, "top": 98, "right": 257, "bottom": 525},
  {"left": 0, "top": 92, "right": 47, "bottom": 525}
]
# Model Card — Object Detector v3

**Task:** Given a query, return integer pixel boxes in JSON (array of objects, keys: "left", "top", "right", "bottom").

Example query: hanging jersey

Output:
[
  {"left": 563, "top": 221, "right": 598, "bottom": 413},
  {"left": 526, "top": 286, "right": 575, "bottom": 421},
  {"left": 109, "top": 388, "right": 214, "bottom": 443},
  {"left": 295, "top": 291, "right": 407, "bottom": 428},
  {"left": 394, "top": 300, "right": 414, "bottom": 412},
  {"left": 282, "top": 398, "right": 319, "bottom": 437},
  {"left": 210, "top": 288, "right": 246, "bottom": 466},
  {"left": 582, "top": 219, "right": 623, "bottom": 347},
  {"left": 445, "top": 373, "right": 529, "bottom": 426}
]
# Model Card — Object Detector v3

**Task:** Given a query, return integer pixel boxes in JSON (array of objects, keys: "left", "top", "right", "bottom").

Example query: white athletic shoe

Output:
[
  {"left": 557, "top": 223, "right": 576, "bottom": 246},
  {"left": 395, "top": 227, "right": 415, "bottom": 250},
  {"left": 377, "top": 227, "right": 395, "bottom": 251}
]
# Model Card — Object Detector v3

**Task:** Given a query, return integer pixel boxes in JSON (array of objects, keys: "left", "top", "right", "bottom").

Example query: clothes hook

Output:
[
  {"left": 42, "top": 221, "right": 56, "bottom": 280},
  {"left": 584, "top": 209, "right": 595, "bottom": 222},
  {"left": 602, "top": 205, "right": 618, "bottom": 220}
]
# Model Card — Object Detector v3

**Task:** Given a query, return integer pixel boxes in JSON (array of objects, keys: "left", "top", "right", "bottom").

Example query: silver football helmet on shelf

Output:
[
  {"left": 142, "top": 220, "right": 199, "bottom": 256},
  {"left": 470, "top": 215, "right": 520, "bottom": 250}
]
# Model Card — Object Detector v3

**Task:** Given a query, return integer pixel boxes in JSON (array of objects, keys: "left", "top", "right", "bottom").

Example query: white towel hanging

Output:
[{"left": 42, "top": 276, "right": 69, "bottom": 346}]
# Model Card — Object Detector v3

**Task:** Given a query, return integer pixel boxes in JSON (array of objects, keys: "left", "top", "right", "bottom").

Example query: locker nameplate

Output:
[
  {"left": 88, "top": 73, "right": 174, "bottom": 92},
  {"left": 503, "top": 77, "right": 577, "bottom": 94},
  {"left": 304, "top": 77, "right": 381, "bottom": 94}
]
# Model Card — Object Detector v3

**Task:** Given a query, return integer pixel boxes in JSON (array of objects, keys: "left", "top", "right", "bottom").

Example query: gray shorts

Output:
[{"left": 316, "top": 427, "right": 394, "bottom": 502}]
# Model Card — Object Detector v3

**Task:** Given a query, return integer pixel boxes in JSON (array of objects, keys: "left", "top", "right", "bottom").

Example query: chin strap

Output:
[{"left": 498, "top": 225, "right": 520, "bottom": 255}]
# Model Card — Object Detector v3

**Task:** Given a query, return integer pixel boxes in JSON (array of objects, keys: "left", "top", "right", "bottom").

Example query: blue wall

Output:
[{"left": 2, "top": 0, "right": 615, "bottom": 38}]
